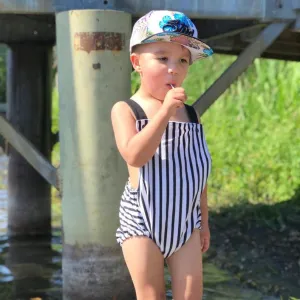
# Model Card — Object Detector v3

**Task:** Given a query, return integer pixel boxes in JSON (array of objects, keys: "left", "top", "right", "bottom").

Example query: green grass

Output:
[
  {"left": 51, "top": 87, "right": 60, "bottom": 167},
  {"left": 53, "top": 54, "right": 300, "bottom": 211},
  {"left": 185, "top": 56, "right": 300, "bottom": 208},
  {"left": 131, "top": 54, "right": 300, "bottom": 209}
]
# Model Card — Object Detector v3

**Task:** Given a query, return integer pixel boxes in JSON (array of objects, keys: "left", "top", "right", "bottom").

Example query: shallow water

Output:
[{"left": 0, "top": 154, "right": 279, "bottom": 300}]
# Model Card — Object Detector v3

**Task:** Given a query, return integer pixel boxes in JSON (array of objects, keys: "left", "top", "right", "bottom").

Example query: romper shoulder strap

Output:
[
  {"left": 184, "top": 104, "right": 199, "bottom": 124},
  {"left": 122, "top": 99, "right": 148, "bottom": 120}
]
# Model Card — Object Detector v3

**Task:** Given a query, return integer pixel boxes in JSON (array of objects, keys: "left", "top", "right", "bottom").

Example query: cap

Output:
[{"left": 130, "top": 10, "right": 213, "bottom": 62}]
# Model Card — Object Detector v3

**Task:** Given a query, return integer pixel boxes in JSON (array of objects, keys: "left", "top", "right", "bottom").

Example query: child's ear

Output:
[{"left": 130, "top": 53, "right": 142, "bottom": 73}]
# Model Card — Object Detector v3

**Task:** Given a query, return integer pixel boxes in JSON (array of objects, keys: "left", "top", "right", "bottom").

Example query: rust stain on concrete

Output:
[{"left": 74, "top": 32, "right": 124, "bottom": 53}]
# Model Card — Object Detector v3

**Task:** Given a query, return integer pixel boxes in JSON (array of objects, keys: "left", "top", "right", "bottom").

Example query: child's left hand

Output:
[{"left": 200, "top": 225, "right": 210, "bottom": 253}]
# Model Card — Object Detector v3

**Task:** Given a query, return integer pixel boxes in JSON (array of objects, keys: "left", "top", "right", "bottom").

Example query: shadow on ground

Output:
[{"left": 207, "top": 192, "right": 300, "bottom": 300}]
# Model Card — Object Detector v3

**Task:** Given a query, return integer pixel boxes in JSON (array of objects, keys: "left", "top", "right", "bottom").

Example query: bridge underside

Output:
[{"left": 0, "top": 16, "right": 299, "bottom": 61}]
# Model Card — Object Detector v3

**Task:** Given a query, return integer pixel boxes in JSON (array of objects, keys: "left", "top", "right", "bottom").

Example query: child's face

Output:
[{"left": 131, "top": 42, "right": 191, "bottom": 100}]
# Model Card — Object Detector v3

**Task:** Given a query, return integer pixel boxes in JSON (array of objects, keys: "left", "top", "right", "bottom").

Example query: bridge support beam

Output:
[
  {"left": 193, "top": 22, "right": 290, "bottom": 115},
  {"left": 6, "top": 43, "right": 53, "bottom": 237},
  {"left": 56, "top": 9, "right": 134, "bottom": 299}
]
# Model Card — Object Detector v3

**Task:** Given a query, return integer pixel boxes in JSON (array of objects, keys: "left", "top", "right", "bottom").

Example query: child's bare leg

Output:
[
  {"left": 122, "top": 236, "right": 166, "bottom": 300},
  {"left": 166, "top": 229, "right": 203, "bottom": 300}
]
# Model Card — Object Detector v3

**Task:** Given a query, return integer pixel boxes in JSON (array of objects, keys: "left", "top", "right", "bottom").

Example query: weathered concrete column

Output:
[
  {"left": 6, "top": 44, "right": 53, "bottom": 237},
  {"left": 56, "top": 10, "right": 134, "bottom": 299}
]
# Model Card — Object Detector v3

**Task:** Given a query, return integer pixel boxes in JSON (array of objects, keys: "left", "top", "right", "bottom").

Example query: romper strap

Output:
[
  {"left": 184, "top": 104, "right": 199, "bottom": 124},
  {"left": 123, "top": 100, "right": 198, "bottom": 123},
  {"left": 123, "top": 99, "right": 148, "bottom": 120}
]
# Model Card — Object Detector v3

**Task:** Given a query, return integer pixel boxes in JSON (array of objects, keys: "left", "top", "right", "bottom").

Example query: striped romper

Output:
[{"left": 116, "top": 99, "right": 212, "bottom": 259}]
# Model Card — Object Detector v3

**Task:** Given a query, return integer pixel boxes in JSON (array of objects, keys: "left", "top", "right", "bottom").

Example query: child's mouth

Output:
[{"left": 167, "top": 84, "right": 175, "bottom": 89}]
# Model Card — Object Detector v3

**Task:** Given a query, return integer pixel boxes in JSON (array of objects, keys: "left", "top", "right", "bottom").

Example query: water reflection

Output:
[
  {"left": 0, "top": 233, "right": 62, "bottom": 300},
  {"left": 0, "top": 154, "right": 280, "bottom": 299}
]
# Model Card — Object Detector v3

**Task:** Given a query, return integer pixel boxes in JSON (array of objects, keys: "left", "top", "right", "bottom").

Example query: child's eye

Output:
[
  {"left": 181, "top": 58, "right": 189, "bottom": 64},
  {"left": 158, "top": 57, "right": 168, "bottom": 62}
]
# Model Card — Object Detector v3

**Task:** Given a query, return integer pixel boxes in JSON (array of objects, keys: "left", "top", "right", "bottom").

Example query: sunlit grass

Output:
[
  {"left": 186, "top": 55, "right": 300, "bottom": 209},
  {"left": 52, "top": 54, "right": 300, "bottom": 211}
]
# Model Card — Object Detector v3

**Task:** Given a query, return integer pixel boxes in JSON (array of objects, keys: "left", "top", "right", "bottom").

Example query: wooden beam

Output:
[
  {"left": 0, "top": 14, "right": 55, "bottom": 43},
  {"left": 193, "top": 22, "right": 291, "bottom": 116},
  {"left": 0, "top": 0, "right": 297, "bottom": 21},
  {"left": 0, "top": 115, "right": 59, "bottom": 190}
]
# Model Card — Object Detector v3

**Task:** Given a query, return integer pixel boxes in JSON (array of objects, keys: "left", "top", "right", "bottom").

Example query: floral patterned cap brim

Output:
[{"left": 141, "top": 32, "right": 213, "bottom": 62}]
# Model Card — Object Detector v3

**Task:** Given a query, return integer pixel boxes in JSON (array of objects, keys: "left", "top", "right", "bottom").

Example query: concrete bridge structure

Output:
[{"left": 0, "top": 1, "right": 299, "bottom": 299}]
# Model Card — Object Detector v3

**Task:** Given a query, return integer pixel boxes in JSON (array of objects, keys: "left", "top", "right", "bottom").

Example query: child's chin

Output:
[
  {"left": 151, "top": 90, "right": 167, "bottom": 101},
  {"left": 158, "top": 93, "right": 167, "bottom": 101}
]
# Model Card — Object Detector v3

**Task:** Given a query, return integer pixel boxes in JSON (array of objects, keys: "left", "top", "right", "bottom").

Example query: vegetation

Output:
[{"left": 132, "top": 54, "right": 300, "bottom": 209}]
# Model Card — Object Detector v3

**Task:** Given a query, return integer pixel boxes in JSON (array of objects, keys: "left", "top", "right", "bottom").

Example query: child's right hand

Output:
[{"left": 162, "top": 87, "right": 187, "bottom": 116}]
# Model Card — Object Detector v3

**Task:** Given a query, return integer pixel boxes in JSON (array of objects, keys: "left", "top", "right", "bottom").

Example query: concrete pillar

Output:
[
  {"left": 6, "top": 44, "right": 53, "bottom": 237},
  {"left": 56, "top": 10, "right": 134, "bottom": 299}
]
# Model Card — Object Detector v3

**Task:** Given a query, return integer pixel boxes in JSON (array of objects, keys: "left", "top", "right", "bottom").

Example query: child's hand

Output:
[
  {"left": 200, "top": 225, "right": 210, "bottom": 253},
  {"left": 162, "top": 87, "right": 187, "bottom": 116}
]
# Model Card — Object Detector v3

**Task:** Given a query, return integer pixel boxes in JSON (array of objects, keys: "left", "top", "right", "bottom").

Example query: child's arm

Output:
[
  {"left": 200, "top": 184, "right": 209, "bottom": 227},
  {"left": 195, "top": 108, "right": 210, "bottom": 252},
  {"left": 200, "top": 184, "right": 210, "bottom": 253},
  {"left": 194, "top": 108, "right": 209, "bottom": 226},
  {"left": 111, "top": 88, "right": 186, "bottom": 167},
  {"left": 111, "top": 102, "right": 170, "bottom": 167}
]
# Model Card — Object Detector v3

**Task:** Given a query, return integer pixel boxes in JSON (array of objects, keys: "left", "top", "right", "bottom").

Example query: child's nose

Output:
[{"left": 168, "top": 65, "right": 179, "bottom": 75}]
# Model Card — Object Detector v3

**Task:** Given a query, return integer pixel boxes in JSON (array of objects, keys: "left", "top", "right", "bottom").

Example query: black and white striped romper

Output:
[{"left": 116, "top": 99, "right": 212, "bottom": 259}]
